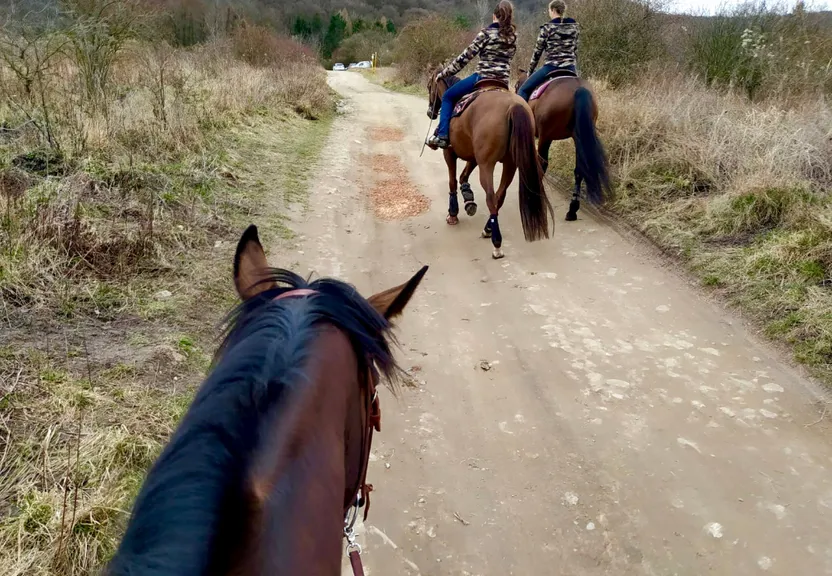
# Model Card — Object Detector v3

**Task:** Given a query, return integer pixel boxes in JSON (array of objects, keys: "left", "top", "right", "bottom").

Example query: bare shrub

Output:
[
  {"left": 393, "top": 15, "right": 474, "bottom": 85},
  {"left": 333, "top": 29, "right": 396, "bottom": 66},
  {"left": 687, "top": 1, "right": 832, "bottom": 100},
  {"left": 0, "top": 29, "right": 68, "bottom": 150},
  {"left": 232, "top": 23, "right": 317, "bottom": 68},
  {"left": 567, "top": 0, "right": 665, "bottom": 86},
  {"left": 64, "top": 0, "right": 142, "bottom": 114}
]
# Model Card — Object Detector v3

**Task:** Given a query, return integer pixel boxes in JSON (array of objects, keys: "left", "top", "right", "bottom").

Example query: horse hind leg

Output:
[
  {"left": 479, "top": 162, "right": 504, "bottom": 259},
  {"left": 538, "top": 139, "right": 552, "bottom": 175},
  {"left": 496, "top": 161, "right": 516, "bottom": 211},
  {"left": 444, "top": 148, "right": 460, "bottom": 225},
  {"left": 460, "top": 160, "right": 478, "bottom": 217},
  {"left": 566, "top": 141, "right": 582, "bottom": 222}
]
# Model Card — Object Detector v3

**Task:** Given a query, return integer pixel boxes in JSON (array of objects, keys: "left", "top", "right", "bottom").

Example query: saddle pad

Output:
[
  {"left": 530, "top": 76, "right": 575, "bottom": 101},
  {"left": 529, "top": 79, "right": 555, "bottom": 101},
  {"left": 452, "top": 86, "right": 506, "bottom": 118}
]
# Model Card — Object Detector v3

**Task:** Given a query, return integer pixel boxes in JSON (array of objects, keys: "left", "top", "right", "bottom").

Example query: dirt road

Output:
[{"left": 286, "top": 71, "right": 832, "bottom": 575}]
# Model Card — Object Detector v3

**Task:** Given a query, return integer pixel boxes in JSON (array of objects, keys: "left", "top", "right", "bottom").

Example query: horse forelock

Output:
[{"left": 107, "top": 270, "right": 400, "bottom": 576}]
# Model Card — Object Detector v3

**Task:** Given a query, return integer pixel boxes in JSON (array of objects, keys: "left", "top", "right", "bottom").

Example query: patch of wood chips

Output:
[
  {"left": 369, "top": 153, "right": 430, "bottom": 221},
  {"left": 368, "top": 126, "right": 405, "bottom": 142}
]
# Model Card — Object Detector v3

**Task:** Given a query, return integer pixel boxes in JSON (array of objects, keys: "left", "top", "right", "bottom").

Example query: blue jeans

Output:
[
  {"left": 436, "top": 73, "right": 480, "bottom": 139},
  {"left": 518, "top": 64, "right": 576, "bottom": 101}
]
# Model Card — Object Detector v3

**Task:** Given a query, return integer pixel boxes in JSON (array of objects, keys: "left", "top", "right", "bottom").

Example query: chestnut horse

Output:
[
  {"left": 516, "top": 70, "right": 610, "bottom": 221},
  {"left": 427, "top": 71, "right": 554, "bottom": 259},
  {"left": 107, "top": 224, "right": 428, "bottom": 576}
]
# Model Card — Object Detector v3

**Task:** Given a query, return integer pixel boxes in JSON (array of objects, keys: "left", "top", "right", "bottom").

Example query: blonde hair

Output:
[{"left": 549, "top": 0, "right": 566, "bottom": 15}]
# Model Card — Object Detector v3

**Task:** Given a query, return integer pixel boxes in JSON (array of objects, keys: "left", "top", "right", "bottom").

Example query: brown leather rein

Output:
[{"left": 272, "top": 289, "right": 380, "bottom": 576}]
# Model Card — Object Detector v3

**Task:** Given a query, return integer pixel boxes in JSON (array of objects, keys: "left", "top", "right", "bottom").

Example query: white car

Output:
[
  {"left": 333, "top": 63, "right": 345, "bottom": 71},
  {"left": 355, "top": 61, "right": 372, "bottom": 69}
]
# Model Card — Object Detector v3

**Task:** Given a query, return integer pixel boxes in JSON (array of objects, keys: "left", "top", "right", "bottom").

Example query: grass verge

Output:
[{"left": 0, "top": 37, "right": 334, "bottom": 576}]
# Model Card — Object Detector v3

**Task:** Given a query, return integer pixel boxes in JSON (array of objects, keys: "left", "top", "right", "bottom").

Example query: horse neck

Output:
[{"left": 234, "top": 326, "right": 364, "bottom": 575}]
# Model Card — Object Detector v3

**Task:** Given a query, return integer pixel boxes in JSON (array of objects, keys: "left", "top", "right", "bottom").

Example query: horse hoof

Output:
[
  {"left": 481, "top": 229, "right": 491, "bottom": 239},
  {"left": 465, "top": 201, "right": 477, "bottom": 217},
  {"left": 565, "top": 212, "right": 578, "bottom": 222},
  {"left": 492, "top": 248, "right": 504, "bottom": 260},
  {"left": 447, "top": 214, "right": 459, "bottom": 225}
]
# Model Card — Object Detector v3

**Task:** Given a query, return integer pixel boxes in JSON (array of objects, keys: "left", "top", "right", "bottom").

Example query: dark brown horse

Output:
[
  {"left": 107, "top": 224, "right": 427, "bottom": 576},
  {"left": 516, "top": 70, "right": 610, "bottom": 221},
  {"left": 427, "top": 71, "right": 554, "bottom": 259}
]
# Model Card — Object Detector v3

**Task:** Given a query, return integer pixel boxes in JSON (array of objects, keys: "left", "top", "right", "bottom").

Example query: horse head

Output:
[
  {"left": 426, "top": 67, "right": 444, "bottom": 119},
  {"left": 426, "top": 65, "right": 462, "bottom": 120},
  {"left": 107, "top": 225, "right": 429, "bottom": 576}
]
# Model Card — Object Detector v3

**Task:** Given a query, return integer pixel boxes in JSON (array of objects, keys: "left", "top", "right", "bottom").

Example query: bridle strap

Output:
[
  {"left": 271, "top": 288, "right": 378, "bottom": 575},
  {"left": 272, "top": 288, "right": 317, "bottom": 301}
]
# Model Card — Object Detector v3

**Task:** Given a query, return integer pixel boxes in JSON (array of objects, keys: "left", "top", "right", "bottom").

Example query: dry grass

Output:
[
  {"left": 0, "top": 29, "right": 334, "bottom": 576},
  {"left": 0, "top": 339, "right": 197, "bottom": 576},
  {"left": 549, "top": 70, "right": 832, "bottom": 382},
  {"left": 0, "top": 38, "right": 332, "bottom": 313}
]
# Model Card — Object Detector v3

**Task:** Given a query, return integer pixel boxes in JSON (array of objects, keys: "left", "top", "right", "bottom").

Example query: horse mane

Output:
[
  {"left": 429, "top": 66, "right": 461, "bottom": 88},
  {"left": 107, "top": 269, "right": 401, "bottom": 576}
]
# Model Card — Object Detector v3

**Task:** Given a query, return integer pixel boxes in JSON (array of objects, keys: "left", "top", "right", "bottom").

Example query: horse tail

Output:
[
  {"left": 508, "top": 103, "right": 554, "bottom": 242},
  {"left": 573, "top": 86, "right": 610, "bottom": 205}
]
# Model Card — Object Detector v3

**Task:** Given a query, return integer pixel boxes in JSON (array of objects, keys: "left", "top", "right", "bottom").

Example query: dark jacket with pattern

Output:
[
  {"left": 441, "top": 23, "right": 516, "bottom": 83},
  {"left": 528, "top": 17, "right": 579, "bottom": 73}
]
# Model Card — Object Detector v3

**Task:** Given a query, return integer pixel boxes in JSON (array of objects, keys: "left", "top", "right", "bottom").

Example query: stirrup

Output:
[{"left": 427, "top": 135, "right": 449, "bottom": 150}]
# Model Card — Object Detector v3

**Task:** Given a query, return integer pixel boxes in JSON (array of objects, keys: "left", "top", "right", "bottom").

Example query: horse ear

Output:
[
  {"left": 367, "top": 265, "right": 428, "bottom": 320},
  {"left": 233, "top": 225, "right": 276, "bottom": 300}
]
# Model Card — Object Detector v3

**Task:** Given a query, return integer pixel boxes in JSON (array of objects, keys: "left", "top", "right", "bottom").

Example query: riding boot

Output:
[{"left": 427, "top": 134, "right": 450, "bottom": 150}]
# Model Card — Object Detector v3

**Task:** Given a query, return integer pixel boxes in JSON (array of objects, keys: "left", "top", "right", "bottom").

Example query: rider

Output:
[
  {"left": 427, "top": 0, "right": 517, "bottom": 150},
  {"left": 517, "top": 0, "right": 579, "bottom": 102}
]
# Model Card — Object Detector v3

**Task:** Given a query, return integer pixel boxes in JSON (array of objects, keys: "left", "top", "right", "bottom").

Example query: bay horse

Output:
[
  {"left": 106, "top": 224, "right": 428, "bottom": 576},
  {"left": 427, "top": 70, "right": 554, "bottom": 260},
  {"left": 515, "top": 70, "right": 610, "bottom": 221}
]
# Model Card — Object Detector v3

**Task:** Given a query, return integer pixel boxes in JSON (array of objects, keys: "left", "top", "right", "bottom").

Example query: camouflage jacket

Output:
[
  {"left": 441, "top": 23, "right": 517, "bottom": 83},
  {"left": 528, "top": 17, "right": 579, "bottom": 73}
]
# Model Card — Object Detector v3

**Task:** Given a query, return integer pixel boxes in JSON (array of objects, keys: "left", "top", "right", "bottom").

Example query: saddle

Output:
[
  {"left": 452, "top": 78, "right": 509, "bottom": 118},
  {"left": 529, "top": 68, "right": 578, "bottom": 101}
]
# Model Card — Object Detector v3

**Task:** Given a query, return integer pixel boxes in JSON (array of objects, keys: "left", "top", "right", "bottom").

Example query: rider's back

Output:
[{"left": 536, "top": 17, "right": 579, "bottom": 70}]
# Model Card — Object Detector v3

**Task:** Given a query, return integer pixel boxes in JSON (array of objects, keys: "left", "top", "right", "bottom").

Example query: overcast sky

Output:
[{"left": 663, "top": 0, "right": 831, "bottom": 15}]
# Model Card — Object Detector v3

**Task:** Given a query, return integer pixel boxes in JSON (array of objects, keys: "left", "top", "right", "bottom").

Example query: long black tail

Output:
[
  {"left": 573, "top": 87, "right": 610, "bottom": 205},
  {"left": 509, "top": 103, "right": 554, "bottom": 242}
]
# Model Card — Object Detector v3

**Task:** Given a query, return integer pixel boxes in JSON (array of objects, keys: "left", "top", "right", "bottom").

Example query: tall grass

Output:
[
  {"left": 0, "top": 39, "right": 330, "bottom": 305},
  {"left": 0, "top": 16, "right": 333, "bottom": 573}
]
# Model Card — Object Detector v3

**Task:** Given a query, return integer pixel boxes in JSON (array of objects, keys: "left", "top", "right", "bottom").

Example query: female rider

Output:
[
  {"left": 517, "top": 0, "right": 579, "bottom": 102},
  {"left": 427, "top": 0, "right": 517, "bottom": 150}
]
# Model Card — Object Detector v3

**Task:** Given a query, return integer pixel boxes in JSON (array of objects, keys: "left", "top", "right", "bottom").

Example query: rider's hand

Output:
[{"left": 435, "top": 72, "right": 444, "bottom": 83}]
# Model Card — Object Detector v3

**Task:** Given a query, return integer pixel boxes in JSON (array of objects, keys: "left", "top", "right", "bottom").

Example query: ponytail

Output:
[{"left": 493, "top": 0, "right": 516, "bottom": 43}]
